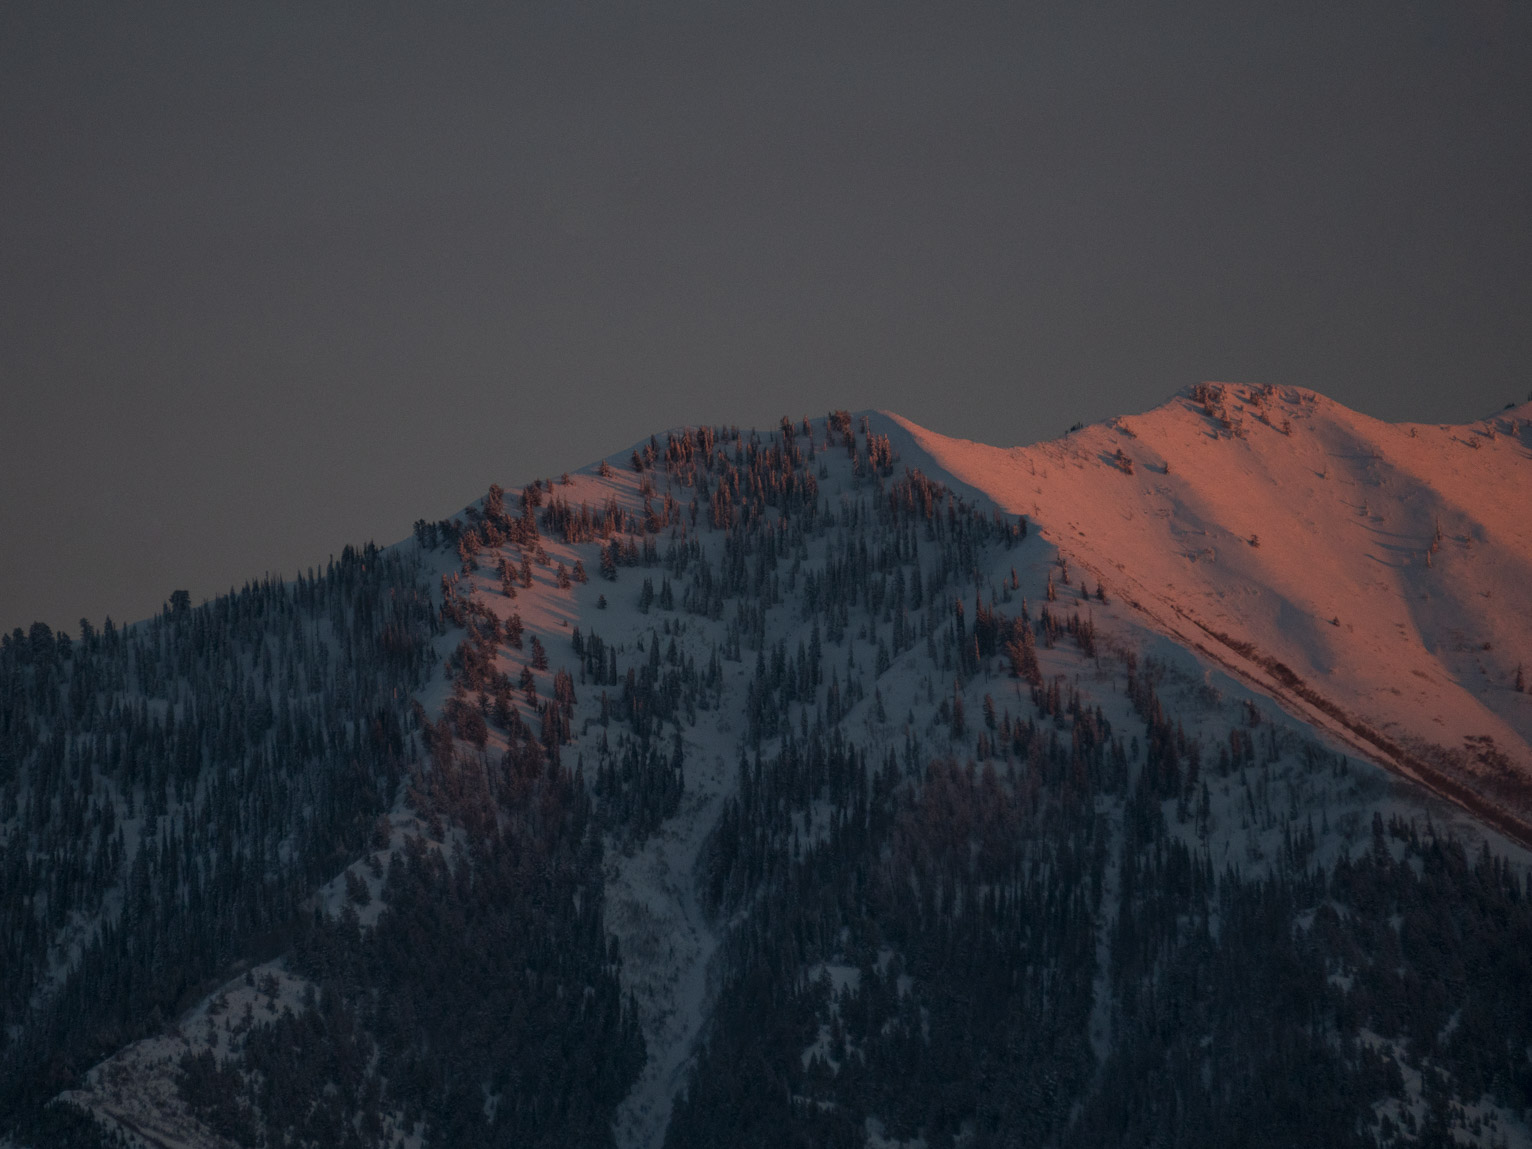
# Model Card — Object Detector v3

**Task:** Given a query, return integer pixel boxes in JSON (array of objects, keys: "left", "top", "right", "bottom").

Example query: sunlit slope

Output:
[{"left": 884, "top": 386, "right": 1532, "bottom": 833}]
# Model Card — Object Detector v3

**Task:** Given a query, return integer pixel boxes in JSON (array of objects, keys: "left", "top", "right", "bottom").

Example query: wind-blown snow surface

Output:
[{"left": 888, "top": 386, "right": 1532, "bottom": 841}]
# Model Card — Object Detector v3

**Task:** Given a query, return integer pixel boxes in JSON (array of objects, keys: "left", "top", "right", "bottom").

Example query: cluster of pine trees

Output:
[
  {"left": 213, "top": 746, "right": 644, "bottom": 1149},
  {"left": 671, "top": 664, "right": 1532, "bottom": 1148},
  {"left": 0, "top": 546, "right": 437, "bottom": 1138}
]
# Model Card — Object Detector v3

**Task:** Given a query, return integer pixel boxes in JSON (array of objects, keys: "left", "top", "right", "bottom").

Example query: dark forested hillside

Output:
[{"left": 0, "top": 547, "right": 437, "bottom": 1140}]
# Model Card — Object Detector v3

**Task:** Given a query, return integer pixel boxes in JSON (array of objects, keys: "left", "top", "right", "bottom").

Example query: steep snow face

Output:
[{"left": 883, "top": 387, "right": 1532, "bottom": 837}]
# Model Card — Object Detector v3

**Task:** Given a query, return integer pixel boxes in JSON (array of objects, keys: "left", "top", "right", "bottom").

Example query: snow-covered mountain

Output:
[
  {"left": 891, "top": 384, "right": 1532, "bottom": 843},
  {"left": 5, "top": 390, "right": 1532, "bottom": 1149}
]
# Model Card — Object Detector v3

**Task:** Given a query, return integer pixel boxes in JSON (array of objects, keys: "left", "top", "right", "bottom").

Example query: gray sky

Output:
[{"left": 3, "top": 1, "right": 1529, "bottom": 632}]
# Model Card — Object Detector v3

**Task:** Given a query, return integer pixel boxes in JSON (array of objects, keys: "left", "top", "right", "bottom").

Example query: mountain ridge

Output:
[{"left": 883, "top": 384, "right": 1532, "bottom": 843}]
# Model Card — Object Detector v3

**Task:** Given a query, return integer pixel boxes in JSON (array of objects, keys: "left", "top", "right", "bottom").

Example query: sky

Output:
[{"left": 3, "top": 0, "right": 1529, "bottom": 633}]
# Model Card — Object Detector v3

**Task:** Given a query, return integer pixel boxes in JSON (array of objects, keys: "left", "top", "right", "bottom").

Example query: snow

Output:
[
  {"left": 605, "top": 753, "right": 729, "bottom": 1149},
  {"left": 1358, "top": 1029, "right": 1532, "bottom": 1147},
  {"left": 59, "top": 958, "right": 424, "bottom": 1149},
  {"left": 881, "top": 387, "right": 1532, "bottom": 839}
]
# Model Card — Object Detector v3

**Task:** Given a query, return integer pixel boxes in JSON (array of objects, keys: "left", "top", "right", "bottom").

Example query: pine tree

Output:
[{"left": 1005, "top": 625, "right": 1041, "bottom": 686}]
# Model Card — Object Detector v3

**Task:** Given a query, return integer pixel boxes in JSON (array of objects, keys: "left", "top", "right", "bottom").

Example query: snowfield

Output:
[{"left": 887, "top": 386, "right": 1532, "bottom": 843}]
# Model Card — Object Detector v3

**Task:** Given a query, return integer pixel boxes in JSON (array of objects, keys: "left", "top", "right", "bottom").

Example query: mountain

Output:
[{"left": 3, "top": 392, "right": 1531, "bottom": 1149}]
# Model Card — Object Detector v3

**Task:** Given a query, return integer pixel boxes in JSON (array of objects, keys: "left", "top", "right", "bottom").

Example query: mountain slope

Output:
[
  {"left": 8, "top": 398, "right": 1532, "bottom": 1149},
  {"left": 889, "top": 385, "right": 1532, "bottom": 840}
]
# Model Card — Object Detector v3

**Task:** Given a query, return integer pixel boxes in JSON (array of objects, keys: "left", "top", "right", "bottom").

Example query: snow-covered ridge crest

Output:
[{"left": 881, "top": 384, "right": 1532, "bottom": 842}]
